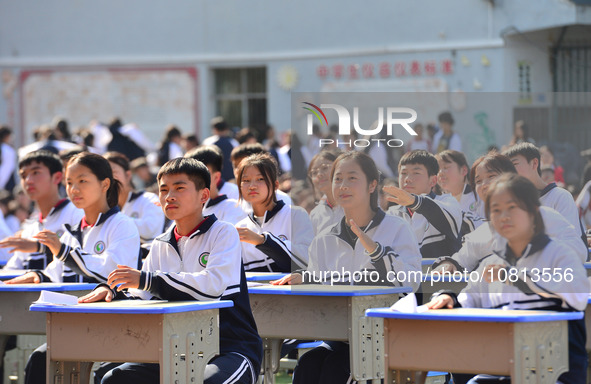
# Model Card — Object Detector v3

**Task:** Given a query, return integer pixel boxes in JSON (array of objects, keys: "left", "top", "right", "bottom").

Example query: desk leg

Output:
[
  {"left": 261, "top": 338, "right": 282, "bottom": 384},
  {"left": 47, "top": 361, "right": 93, "bottom": 384}
]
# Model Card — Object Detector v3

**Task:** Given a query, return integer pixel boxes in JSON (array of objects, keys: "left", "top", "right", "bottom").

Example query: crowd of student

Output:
[{"left": 0, "top": 112, "right": 590, "bottom": 384}]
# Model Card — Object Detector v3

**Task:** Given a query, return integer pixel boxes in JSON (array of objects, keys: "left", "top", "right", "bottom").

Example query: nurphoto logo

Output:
[{"left": 302, "top": 102, "right": 418, "bottom": 149}]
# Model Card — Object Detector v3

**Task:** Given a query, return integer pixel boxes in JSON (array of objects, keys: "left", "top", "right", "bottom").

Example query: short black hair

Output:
[
  {"left": 157, "top": 157, "right": 210, "bottom": 192},
  {"left": 399, "top": 150, "right": 439, "bottom": 176},
  {"left": 230, "top": 143, "right": 266, "bottom": 162},
  {"left": 502, "top": 142, "right": 541, "bottom": 175},
  {"left": 19, "top": 150, "right": 63, "bottom": 175},
  {"left": 185, "top": 145, "right": 223, "bottom": 173},
  {"left": 438, "top": 111, "right": 454, "bottom": 125}
]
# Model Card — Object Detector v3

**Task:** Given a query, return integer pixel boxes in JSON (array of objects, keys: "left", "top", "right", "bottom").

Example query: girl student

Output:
[
  {"left": 104, "top": 151, "right": 165, "bottom": 257},
  {"left": 436, "top": 149, "right": 484, "bottom": 234},
  {"left": 6, "top": 152, "right": 140, "bottom": 284},
  {"left": 432, "top": 152, "right": 587, "bottom": 274},
  {"left": 307, "top": 149, "right": 344, "bottom": 235},
  {"left": 427, "top": 173, "right": 589, "bottom": 384},
  {"left": 273, "top": 151, "right": 421, "bottom": 384},
  {"left": 235, "top": 153, "right": 313, "bottom": 272}
]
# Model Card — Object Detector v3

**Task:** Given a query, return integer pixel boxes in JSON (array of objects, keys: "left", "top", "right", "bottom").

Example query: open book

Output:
[
  {"left": 34, "top": 290, "right": 79, "bottom": 306},
  {"left": 390, "top": 293, "right": 429, "bottom": 313}
]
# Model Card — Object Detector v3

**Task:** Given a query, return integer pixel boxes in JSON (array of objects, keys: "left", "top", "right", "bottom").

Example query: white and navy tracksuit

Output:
[
  {"left": 458, "top": 184, "right": 485, "bottom": 236},
  {"left": 436, "top": 234, "right": 589, "bottom": 384},
  {"left": 576, "top": 179, "right": 591, "bottom": 229},
  {"left": 120, "top": 190, "right": 165, "bottom": 248},
  {"left": 307, "top": 208, "right": 421, "bottom": 291},
  {"left": 433, "top": 206, "right": 589, "bottom": 272},
  {"left": 102, "top": 215, "right": 262, "bottom": 384},
  {"left": 203, "top": 195, "right": 247, "bottom": 225},
  {"left": 387, "top": 192, "right": 462, "bottom": 258},
  {"left": 294, "top": 209, "right": 421, "bottom": 384},
  {"left": 218, "top": 179, "right": 239, "bottom": 201},
  {"left": 539, "top": 182, "right": 587, "bottom": 245},
  {"left": 239, "top": 189, "right": 293, "bottom": 214},
  {"left": 35, "top": 207, "right": 140, "bottom": 283},
  {"left": 5, "top": 199, "right": 83, "bottom": 270},
  {"left": 236, "top": 200, "right": 313, "bottom": 272},
  {"left": 309, "top": 196, "right": 344, "bottom": 235}
]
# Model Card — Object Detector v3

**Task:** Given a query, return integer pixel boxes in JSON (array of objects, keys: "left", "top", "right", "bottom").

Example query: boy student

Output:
[
  {"left": 185, "top": 145, "right": 247, "bottom": 225},
  {"left": 503, "top": 142, "right": 587, "bottom": 245},
  {"left": 1, "top": 150, "right": 83, "bottom": 270},
  {"left": 230, "top": 143, "right": 293, "bottom": 207},
  {"left": 384, "top": 150, "right": 463, "bottom": 259},
  {"left": 79, "top": 158, "right": 262, "bottom": 384}
]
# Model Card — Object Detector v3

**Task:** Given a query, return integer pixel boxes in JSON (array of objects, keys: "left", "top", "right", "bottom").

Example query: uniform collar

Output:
[
  {"left": 74, "top": 206, "right": 120, "bottom": 232},
  {"left": 330, "top": 208, "right": 386, "bottom": 244},
  {"left": 249, "top": 199, "right": 285, "bottom": 224},
  {"left": 205, "top": 194, "right": 228, "bottom": 208},
  {"left": 39, "top": 198, "right": 69, "bottom": 222},
  {"left": 540, "top": 182, "right": 557, "bottom": 197},
  {"left": 502, "top": 233, "right": 551, "bottom": 265},
  {"left": 128, "top": 190, "right": 144, "bottom": 203},
  {"left": 161, "top": 214, "right": 218, "bottom": 245}
]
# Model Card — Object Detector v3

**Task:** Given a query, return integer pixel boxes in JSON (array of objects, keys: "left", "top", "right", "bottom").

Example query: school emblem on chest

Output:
[
  {"left": 94, "top": 241, "right": 105, "bottom": 254},
  {"left": 56, "top": 230, "right": 64, "bottom": 238},
  {"left": 131, "top": 212, "right": 139, "bottom": 218},
  {"left": 278, "top": 235, "right": 288, "bottom": 241},
  {"left": 469, "top": 202, "right": 477, "bottom": 212},
  {"left": 199, "top": 252, "right": 209, "bottom": 267}
]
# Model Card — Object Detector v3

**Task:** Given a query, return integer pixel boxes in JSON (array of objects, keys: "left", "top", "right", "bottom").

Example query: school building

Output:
[{"left": 1, "top": 0, "right": 591, "bottom": 178}]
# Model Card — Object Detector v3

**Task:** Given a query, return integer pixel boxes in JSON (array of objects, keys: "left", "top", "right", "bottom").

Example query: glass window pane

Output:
[
  {"left": 215, "top": 69, "right": 242, "bottom": 94},
  {"left": 248, "top": 98, "right": 267, "bottom": 126},
  {"left": 217, "top": 99, "right": 242, "bottom": 128},
  {"left": 247, "top": 68, "right": 266, "bottom": 93}
]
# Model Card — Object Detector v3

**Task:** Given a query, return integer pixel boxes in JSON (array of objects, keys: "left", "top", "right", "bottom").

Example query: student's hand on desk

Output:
[
  {"left": 78, "top": 286, "right": 114, "bottom": 303},
  {"left": 432, "top": 262, "right": 457, "bottom": 274},
  {"left": 426, "top": 294, "right": 454, "bottom": 309},
  {"left": 4, "top": 271, "right": 40, "bottom": 284},
  {"left": 382, "top": 185, "right": 416, "bottom": 207},
  {"left": 107, "top": 264, "right": 140, "bottom": 291},
  {"left": 33, "top": 230, "right": 61, "bottom": 255},
  {"left": 0, "top": 236, "right": 39, "bottom": 253},
  {"left": 271, "top": 273, "right": 302, "bottom": 285},
  {"left": 235, "top": 227, "right": 265, "bottom": 245},
  {"left": 348, "top": 219, "right": 378, "bottom": 254}
]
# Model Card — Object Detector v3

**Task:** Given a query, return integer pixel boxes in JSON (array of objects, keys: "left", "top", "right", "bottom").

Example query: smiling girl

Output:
[{"left": 235, "top": 153, "right": 313, "bottom": 272}]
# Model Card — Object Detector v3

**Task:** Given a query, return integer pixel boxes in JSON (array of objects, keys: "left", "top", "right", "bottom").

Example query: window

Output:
[{"left": 214, "top": 67, "right": 267, "bottom": 129}]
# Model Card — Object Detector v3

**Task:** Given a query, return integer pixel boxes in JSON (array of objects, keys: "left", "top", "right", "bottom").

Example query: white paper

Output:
[
  {"left": 389, "top": 293, "right": 428, "bottom": 313},
  {"left": 34, "top": 290, "right": 79, "bottom": 306}
]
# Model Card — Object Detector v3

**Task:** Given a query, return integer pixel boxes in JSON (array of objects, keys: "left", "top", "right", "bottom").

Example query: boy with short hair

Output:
[
  {"left": 80, "top": 157, "right": 262, "bottom": 384},
  {"left": 384, "top": 150, "right": 463, "bottom": 258},
  {"left": 185, "top": 145, "right": 246, "bottom": 225},
  {"left": 503, "top": 142, "right": 586, "bottom": 243},
  {"left": 1, "top": 150, "right": 83, "bottom": 270}
]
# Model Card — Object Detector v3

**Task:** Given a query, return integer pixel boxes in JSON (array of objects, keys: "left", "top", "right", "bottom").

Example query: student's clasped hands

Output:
[{"left": 78, "top": 264, "right": 140, "bottom": 303}]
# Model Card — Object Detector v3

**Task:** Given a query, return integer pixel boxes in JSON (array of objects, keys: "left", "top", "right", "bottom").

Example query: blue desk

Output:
[
  {"left": 249, "top": 284, "right": 411, "bottom": 383},
  {"left": 30, "top": 300, "right": 233, "bottom": 384},
  {"left": 422, "top": 258, "right": 435, "bottom": 274},
  {"left": 245, "top": 272, "right": 287, "bottom": 282},
  {"left": 584, "top": 262, "right": 591, "bottom": 277},
  {"left": 366, "top": 307, "right": 581, "bottom": 384}
]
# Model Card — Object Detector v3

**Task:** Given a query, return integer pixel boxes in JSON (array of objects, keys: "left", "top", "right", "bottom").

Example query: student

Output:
[
  {"left": 307, "top": 150, "right": 344, "bottom": 235},
  {"left": 427, "top": 173, "right": 589, "bottom": 384},
  {"left": 203, "top": 116, "right": 240, "bottom": 182},
  {"left": 235, "top": 153, "right": 313, "bottom": 272},
  {"left": 433, "top": 152, "right": 588, "bottom": 274},
  {"left": 503, "top": 142, "right": 586, "bottom": 244},
  {"left": 1, "top": 150, "right": 83, "bottom": 270},
  {"left": 432, "top": 111, "right": 462, "bottom": 153},
  {"left": 79, "top": 157, "right": 262, "bottom": 384},
  {"left": 185, "top": 145, "right": 246, "bottom": 225},
  {"left": 384, "top": 150, "right": 463, "bottom": 259},
  {"left": 104, "top": 151, "right": 165, "bottom": 256},
  {"left": 274, "top": 151, "right": 421, "bottom": 384},
  {"left": 5, "top": 152, "right": 140, "bottom": 284},
  {"left": 230, "top": 143, "right": 292, "bottom": 207},
  {"left": 436, "top": 149, "right": 484, "bottom": 234}
]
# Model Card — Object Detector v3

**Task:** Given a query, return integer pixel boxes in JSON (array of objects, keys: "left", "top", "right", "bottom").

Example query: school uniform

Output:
[
  {"left": 575, "top": 179, "right": 591, "bottom": 228},
  {"left": 35, "top": 206, "right": 140, "bottom": 283},
  {"left": 218, "top": 179, "right": 239, "bottom": 201},
  {"left": 5, "top": 199, "right": 83, "bottom": 270},
  {"left": 437, "top": 235, "right": 589, "bottom": 384},
  {"left": 458, "top": 184, "right": 485, "bottom": 236},
  {"left": 309, "top": 196, "right": 344, "bottom": 235},
  {"left": 203, "top": 195, "right": 247, "bottom": 225},
  {"left": 294, "top": 209, "right": 421, "bottom": 384},
  {"left": 102, "top": 215, "right": 262, "bottom": 384},
  {"left": 539, "top": 182, "right": 587, "bottom": 242},
  {"left": 236, "top": 200, "right": 313, "bottom": 272},
  {"left": 387, "top": 192, "right": 462, "bottom": 258},
  {"left": 433, "top": 206, "right": 589, "bottom": 272},
  {"left": 239, "top": 189, "right": 292, "bottom": 214},
  {"left": 121, "top": 190, "right": 165, "bottom": 247}
]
